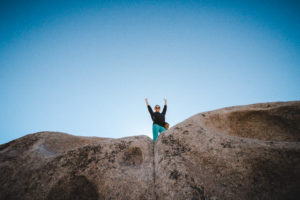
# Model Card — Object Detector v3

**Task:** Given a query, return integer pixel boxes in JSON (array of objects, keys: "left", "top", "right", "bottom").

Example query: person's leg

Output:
[
  {"left": 152, "top": 124, "right": 159, "bottom": 141},
  {"left": 158, "top": 125, "right": 166, "bottom": 137}
]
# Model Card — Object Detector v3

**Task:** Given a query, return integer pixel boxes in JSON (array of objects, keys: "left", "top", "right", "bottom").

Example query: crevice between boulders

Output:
[{"left": 153, "top": 141, "right": 157, "bottom": 200}]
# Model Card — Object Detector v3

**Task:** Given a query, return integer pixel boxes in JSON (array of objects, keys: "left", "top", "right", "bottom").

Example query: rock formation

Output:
[
  {"left": 1, "top": 101, "right": 299, "bottom": 200},
  {"left": 155, "top": 101, "right": 300, "bottom": 200},
  {"left": 0, "top": 134, "right": 154, "bottom": 200}
]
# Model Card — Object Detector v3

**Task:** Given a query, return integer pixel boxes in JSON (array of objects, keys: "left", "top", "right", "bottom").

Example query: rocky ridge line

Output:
[{"left": 0, "top": 101, "right": 299, "bottom": 200}]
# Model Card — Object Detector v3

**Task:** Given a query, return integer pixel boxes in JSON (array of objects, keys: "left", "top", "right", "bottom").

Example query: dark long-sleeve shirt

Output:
[{"left": 147, "top": 105, "right": 167, "bottom": 127}]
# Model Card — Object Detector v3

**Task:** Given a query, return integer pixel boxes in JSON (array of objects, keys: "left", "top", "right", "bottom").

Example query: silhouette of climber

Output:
[{"left": 145, "top": 98, "right": 167, "bottom": 141}]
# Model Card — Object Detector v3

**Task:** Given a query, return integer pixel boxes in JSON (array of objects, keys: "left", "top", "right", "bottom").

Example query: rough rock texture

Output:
[
  {"left": 0, "top": 133, "right": 154, "bottom": 200},
  {"left": 1, "top": 101, "right": 300, "bottom": 200},
  {"left": 155, "top": 101, "right": 300, "bottom": 200}
]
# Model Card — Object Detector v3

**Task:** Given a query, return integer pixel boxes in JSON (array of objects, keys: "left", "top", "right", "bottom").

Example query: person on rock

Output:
[{"left": 145, "top": 98, "right": 167, "bottom": 141}]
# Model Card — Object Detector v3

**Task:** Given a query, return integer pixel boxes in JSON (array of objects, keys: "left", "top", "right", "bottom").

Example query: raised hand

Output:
[
  {"left": 145, "top": 98, "right": 149, "bottom": 105},
  {"left": 164, "top": 98, "right": 167, "bottom": 105}
]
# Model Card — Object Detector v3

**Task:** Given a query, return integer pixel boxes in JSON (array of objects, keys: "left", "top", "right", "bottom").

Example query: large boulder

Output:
[
  {"left": 155, "top": 101, "right": 300, "bottom": 199},
  {"left": 0, "top": 132, "right": 154, "bottom": 200}
]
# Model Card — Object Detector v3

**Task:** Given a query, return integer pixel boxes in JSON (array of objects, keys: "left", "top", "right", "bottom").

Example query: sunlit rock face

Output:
[
  {"left": 1, "top": 101, "right": 299, "bottom": 200},
  {"left": 155, "top": 101, "right": 300, "bottom": 200}
]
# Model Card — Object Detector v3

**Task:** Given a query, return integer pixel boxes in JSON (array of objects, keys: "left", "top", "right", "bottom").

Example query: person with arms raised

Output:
[{"left": 145, "top": 98, "right": 168, "bottom": 141}]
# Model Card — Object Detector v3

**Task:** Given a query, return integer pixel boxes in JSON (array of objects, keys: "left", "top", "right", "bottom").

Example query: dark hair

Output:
[{"left": 155, "top": 104, "right": 160, "bottom": 108}]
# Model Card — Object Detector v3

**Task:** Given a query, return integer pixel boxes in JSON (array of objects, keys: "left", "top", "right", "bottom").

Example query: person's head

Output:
[{"left": 154, "top": 104, "right": 160, "bottom": 112}]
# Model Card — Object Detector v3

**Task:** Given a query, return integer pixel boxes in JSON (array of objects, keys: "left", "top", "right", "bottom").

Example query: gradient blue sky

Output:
[{"left": 1, "top": 0, "right": 299, "bottom": 144}]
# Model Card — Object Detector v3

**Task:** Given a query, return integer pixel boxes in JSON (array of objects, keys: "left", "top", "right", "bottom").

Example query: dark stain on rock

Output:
[
  {"left": 121, "top": 147, "right": 143, "bottom": 166},
  {"left": 183, "top": 130, "right": 189, "bottom": 135},
  {"left": 115, "top": 140, "right": 130, "bottom": 151},
  {"left": 169, "top": 169, "right": 181, "bottom": 180},
  {"left": 220, "top": 142, "right": 233, "bottom": 148},
  {"left": 197, "top": 126, "right": 205, "bottom": 134},
  {"left": 103, "top": 141, "right": 131, "bottom": 164},
  {"left": 162, "top": 135, "right": 191, "bottom": 157},
  {"left": 59, "top": 145, "right": 102, "bottom": 170},
  {"left": 191, "top": 185, "right": 206, "bottom": 200},
  {"left": 46, "top": 175, "right": 99, "bottom": 200},
  {"left": 174, "top": 127, "right": 182, "bottom": 130}
]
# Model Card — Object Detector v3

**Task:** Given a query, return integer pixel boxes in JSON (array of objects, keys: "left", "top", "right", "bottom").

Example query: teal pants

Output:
[{"left": 153, "top": 123, "right": 166, "bottom": 141}]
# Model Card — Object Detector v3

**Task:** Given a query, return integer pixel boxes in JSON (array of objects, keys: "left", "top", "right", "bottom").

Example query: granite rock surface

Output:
[
  {"left": 0, "top": 133, "right": 154, "bottom": 200},
  {"left": 155, "top": 101, "right": 300, "bottom": 200},
  {"left": 1, "top": 101, "right": 299, "bottom": 200}
]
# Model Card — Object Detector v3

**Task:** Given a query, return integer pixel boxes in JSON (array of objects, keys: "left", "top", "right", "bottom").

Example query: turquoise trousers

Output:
[{"left": 153, "top": 123, "right": 166, "bottom": 141}]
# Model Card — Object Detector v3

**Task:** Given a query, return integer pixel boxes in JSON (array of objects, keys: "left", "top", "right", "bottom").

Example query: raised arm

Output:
[
  {"left": 162, "top": 98, "right": 167, "bottom": 115},
  {"left": 145, "top": 98, "right": 153, "bottom": 116},
  {"left": 145, "top": 98, "right": 149, "bottom": 106}
]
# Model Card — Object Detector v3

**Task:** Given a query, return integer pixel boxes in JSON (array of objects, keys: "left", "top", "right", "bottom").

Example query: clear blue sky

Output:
[{"left": 1, "top": 0, "right": 299, "bottom": 144}]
